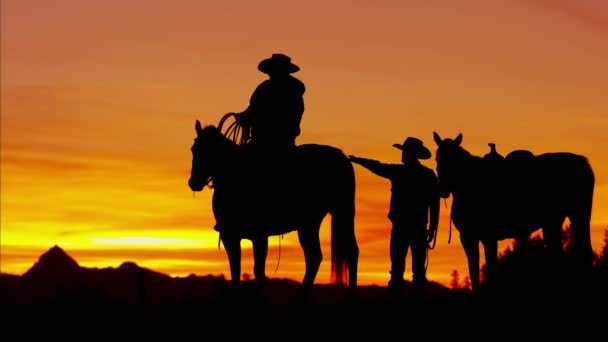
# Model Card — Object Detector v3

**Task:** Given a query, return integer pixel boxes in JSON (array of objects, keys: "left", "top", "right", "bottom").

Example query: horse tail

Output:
[
  {"left": 329, "top": 154, "right": 359, "bottom": 286},
  {"left": 330, "top": 207, "right": 354, "bottom": 285}
]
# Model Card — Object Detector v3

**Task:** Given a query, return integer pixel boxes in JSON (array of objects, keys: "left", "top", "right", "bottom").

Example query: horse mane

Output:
[
  {"left": 199, "top": 125, "right": 239, "bottom": 153},
  {"left": 437, "top": 137, "right": 477, "bottom": 164}
]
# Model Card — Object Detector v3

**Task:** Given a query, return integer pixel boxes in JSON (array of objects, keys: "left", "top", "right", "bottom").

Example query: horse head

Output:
[
  {"left": 188, "top": 120, "right": 235, "bottom": 192},
  {"left": 433, "top": 131, "right": 468, "bottom": 199}
]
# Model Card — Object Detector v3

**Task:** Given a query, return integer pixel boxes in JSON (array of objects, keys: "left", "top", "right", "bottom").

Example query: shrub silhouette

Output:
[{"left": 480, "top": 226, "right": 607, "bottom": 306}]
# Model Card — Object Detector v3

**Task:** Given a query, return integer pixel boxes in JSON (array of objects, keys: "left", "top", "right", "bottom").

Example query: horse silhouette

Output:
[
  {"left": 432, "top": 132, "right": 595, "bottom": 294},
  {"left": 188, "top": 119, "right": 359, "bottom": 302}
]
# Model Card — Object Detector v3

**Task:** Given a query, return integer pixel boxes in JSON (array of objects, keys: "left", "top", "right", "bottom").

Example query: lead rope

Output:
[
  {"left": 446, "top": 198, "right": 453, "bottom": 244},
  {"left": 424, "top": 198, "right": 450, "bottom": 271},
  {"left": 424, "top": 227, "right": 438, "bottom": 271}
]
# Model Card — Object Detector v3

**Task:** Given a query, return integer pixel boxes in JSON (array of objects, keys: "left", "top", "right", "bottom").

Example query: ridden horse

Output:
[
  {"left": 432, "top": 132, "right": 594, "bottom": 294},
  {"left": 188, "top": 119, "right": 359, "bottom": 302}
]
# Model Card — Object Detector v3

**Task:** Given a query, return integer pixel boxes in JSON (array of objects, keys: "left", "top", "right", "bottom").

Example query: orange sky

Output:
[{"left": 2, "top": 0, "right": 608, "bottom": 288}]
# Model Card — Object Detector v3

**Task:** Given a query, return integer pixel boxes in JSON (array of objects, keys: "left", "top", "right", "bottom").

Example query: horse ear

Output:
[
  {"left": 195, "top": 120, "right": 203, "bottom": 136},
  {"left": 455, "top": 133, "right": 463, "bottom": 146},
  {"left": 433, "top": 132, "right": 442, "bottom": 145}
]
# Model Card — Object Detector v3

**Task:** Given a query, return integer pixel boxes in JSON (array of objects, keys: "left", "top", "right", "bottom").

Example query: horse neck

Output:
[
  {"left": 209, "top": 141, "right": 240, "bottom": 189},
  {"left": 450, "top": 153, "right": 480, "bottom": 198}
]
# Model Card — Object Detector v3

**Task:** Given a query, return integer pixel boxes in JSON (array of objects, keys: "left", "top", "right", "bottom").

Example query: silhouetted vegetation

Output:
[
  {"left": 479, "top": 226, "right": 608, "bottom": 308},
  {"left": 450, "top": 269, "right": 471, "bottom": 290}
]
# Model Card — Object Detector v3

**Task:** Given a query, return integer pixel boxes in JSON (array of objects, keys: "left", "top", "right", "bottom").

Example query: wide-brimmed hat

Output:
[
  {"left": 258, "top": 53, "right": 300, "bottom": 75},
  {"left": 393, "top": 137, "right": 431, "bottom": 160}
]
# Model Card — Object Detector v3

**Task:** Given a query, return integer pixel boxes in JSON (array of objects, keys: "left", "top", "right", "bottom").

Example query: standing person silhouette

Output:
[
  {"left": 349, "top": 137, "right": 440, "bottom": 300},
  {"left": 236, "top": 53, "right": 306, "bottom": 159}
]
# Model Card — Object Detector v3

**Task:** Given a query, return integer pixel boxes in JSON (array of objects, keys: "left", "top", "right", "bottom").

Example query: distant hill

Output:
[{"left": 1, "top": 245, "right": 456, "bottom": 310}]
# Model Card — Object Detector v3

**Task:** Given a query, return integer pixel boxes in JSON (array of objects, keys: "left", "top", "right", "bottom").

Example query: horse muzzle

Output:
[
  {"left": 439, "top": 189, "right": 451, "bottom": 199},
  {"left": 188, "top": 178, "right": 205, "bottom": 192}
]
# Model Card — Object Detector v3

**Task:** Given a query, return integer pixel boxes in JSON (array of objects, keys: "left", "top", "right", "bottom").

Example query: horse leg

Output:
[
  {"left": 220, "top": 233, "right": 242, "bottom": 295},
  {"left": 543, "top": 216, "right": 567, "bottom": 263},
  {"left": 251, "top": 237, "right": 268, "bottom": 302},
  {"left": 542, "top": 215, "right": 567, "bottom": 290},
  {"left": 481, "top": 238, "right": 498, "bottom": 294},
  {"left": 460, "top": 233, "right": 480, "bottom": 295},
  {"left": 568, "top": 202, "right": 594, "bottom": 273},
  {"left": 297, "top": 225, "right": 323, "bottom": 303}
]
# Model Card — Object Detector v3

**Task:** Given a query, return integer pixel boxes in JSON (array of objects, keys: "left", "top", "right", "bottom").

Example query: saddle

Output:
[
  {"left": 480, "top": 144, "right": 539, "bottom": 234},
  {"left": 483, "top": 143, "right": 535, "bottom": 179},
  {"left": 482, "top": 145, "right": 538, "bottom": 209}
]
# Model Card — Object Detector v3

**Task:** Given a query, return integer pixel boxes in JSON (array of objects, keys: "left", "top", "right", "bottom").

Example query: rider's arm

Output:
[{"left": 235, "top": 106, "right": 254, "bottom": 126}]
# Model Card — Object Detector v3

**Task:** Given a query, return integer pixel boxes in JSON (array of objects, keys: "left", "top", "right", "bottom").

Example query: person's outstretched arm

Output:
[{"left": 348, "top": 155, "right": 392, "bottom": 179}]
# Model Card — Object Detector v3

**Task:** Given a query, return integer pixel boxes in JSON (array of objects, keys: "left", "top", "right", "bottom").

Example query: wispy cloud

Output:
[{"left": 523, "top": 0, "right": 608, "bottom": 32}]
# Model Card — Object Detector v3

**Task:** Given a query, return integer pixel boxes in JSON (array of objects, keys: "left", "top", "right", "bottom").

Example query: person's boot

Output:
[
  {"left": 387, "top": 277, "right": 404, "bottom": 304},
  {"left": 411, "top": 276, "right": 426, "bottom": 303}
]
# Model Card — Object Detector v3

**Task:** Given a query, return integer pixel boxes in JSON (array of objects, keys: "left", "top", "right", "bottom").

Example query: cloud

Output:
[{"left": 524, "top": 0, "right": 608, "bottom": 32}]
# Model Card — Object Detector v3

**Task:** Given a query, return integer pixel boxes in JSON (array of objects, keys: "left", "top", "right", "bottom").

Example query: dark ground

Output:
[
  {"left": 4, "top": 284, "right": 607, "bottom": 338},
  {"left": 3, "top": 245, "right": 607, "bottom": 338}
]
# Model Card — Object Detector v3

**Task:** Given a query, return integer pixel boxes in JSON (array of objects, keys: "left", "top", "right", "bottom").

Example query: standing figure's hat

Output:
[
  {"left": 393, "top": 137, "right": 431, "bottom": 160},
  {"left": 258, "top": 53, "right": 300, "bottom": 74}
]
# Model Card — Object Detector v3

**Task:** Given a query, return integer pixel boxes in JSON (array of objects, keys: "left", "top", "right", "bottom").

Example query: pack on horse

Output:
[
  {"left": 432, "top": 132, "right": 595, "bottom": 294},
  {"left": 188, "top": 114, "right": 359, "bottom": 302}
]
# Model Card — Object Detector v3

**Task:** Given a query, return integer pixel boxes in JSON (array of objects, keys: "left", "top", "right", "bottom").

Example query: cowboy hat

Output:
[
  {"left": 258, "top": 53, "right": 300, "bottom": 74},
  {"left": 393, "top": 137, "right": 431, "bottom": 160}
]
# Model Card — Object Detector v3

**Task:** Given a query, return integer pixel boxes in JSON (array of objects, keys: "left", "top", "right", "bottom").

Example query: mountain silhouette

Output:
[
  {"left": 3, "top": 245, "right": 456, "bottom": 307},
  {"left": 23, "top": 245, "right": 80, "bottom": 280},
  {"left": 2, "top": 245, "right": 607, "bottom": 338}
]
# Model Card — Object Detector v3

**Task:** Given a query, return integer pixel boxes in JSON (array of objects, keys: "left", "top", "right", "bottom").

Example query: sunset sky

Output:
[{"left": 2, "top": 0, "right": 607, "bottom": 288}]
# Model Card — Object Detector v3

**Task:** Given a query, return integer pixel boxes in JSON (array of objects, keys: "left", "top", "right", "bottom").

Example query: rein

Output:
[{"left": 445, "top": 198, "right": 452, "bottom": 244}]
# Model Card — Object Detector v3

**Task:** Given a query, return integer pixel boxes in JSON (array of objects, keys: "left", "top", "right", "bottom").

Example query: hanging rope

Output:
[
  {"left": 424, "top": 197, "right": 449, "bottom": 271},
  {"left": 445, "top": 198, "right": 453, "bottom": 244},
  {"left": 218, "top": 112, "right": 251, "bottom": 146},
  {"left": 425, "top": 222, "right": 439, "bottom": 271}
]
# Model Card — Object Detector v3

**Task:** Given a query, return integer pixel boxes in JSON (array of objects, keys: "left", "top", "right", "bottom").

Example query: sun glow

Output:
[{"left": 91, "top": 236, "right": 200, "bottom": 247}]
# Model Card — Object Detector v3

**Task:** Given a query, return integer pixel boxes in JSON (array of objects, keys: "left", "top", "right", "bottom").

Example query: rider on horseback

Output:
[
  {"left": 235, "top": 53, "right": 306, "bottom": 159},
  {"left": 213, "top": 54, "right": 306, "bottom": 233}
]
